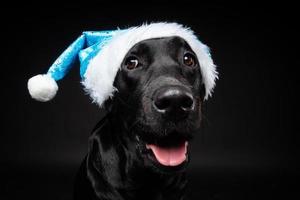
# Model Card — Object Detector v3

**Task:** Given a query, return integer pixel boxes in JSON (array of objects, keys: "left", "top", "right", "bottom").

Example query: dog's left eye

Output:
[
  {"left": 125, "top": 56, "right": 140, "bottom": 70},
  {"left": 183, "top": 53, "right": 197, "bottom": 67}
]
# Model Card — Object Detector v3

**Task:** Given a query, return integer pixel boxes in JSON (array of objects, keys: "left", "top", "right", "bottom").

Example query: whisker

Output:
[
  {"left": 128, "top": 118, "right": 142, "bottom": 132},
  {"left": 201, "top": 113, "right": 211, "bottom": 127}
]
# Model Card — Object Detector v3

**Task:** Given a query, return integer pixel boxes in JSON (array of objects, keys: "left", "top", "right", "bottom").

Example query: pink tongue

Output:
[{"left": 146, "top": 142, "right": 188, "bottom": 166}]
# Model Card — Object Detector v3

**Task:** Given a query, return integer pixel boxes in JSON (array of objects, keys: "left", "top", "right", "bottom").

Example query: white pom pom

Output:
[{"left": 27, "top": 74, "right": 58, "bottom": 102}]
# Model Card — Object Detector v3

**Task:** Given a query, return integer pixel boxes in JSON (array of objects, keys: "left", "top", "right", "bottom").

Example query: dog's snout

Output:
[{"left": 153, "top": 87, "right": 194, "bottom": 116}]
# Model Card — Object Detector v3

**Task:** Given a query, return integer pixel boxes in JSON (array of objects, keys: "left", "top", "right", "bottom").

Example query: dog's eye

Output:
[
  {"left": 183, "top": 53, "right": 196, "bottom": 67},
  {"left": 125, "top": 56, "right": 140, "bottom": 70}
]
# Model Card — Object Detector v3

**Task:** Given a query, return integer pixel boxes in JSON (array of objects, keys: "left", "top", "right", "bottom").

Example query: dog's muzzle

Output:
[
  {"left": 140, "top": 86, "right": 194, "bottom": 167},
  {"left": 138, "top": 79, "right": 196, "bottom": 168}
]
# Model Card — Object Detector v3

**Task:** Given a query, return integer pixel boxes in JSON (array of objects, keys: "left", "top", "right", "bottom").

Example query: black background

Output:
[{"left": 1, "top": 1, "right": 298, "bottom": 200}]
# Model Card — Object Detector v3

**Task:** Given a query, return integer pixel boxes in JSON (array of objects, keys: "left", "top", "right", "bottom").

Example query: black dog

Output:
[{"left": 74, "top": 36, "right": 205, "bottom": 200}]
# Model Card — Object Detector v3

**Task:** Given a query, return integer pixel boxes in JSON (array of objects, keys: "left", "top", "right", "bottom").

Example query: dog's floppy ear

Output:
[
  {"left": 103, "top": 98, "right": 114, "bottom": 113},
  {"left": 200, "top": 83, "right": 206, "bottom": 101},
  {"left": 28, "top": 22, "right": 217, "bottom": 107}
]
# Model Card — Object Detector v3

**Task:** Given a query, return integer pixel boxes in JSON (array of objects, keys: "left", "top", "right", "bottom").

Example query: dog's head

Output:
[{"left": 106, "top": 36, "right": 205, "bottom": 173}]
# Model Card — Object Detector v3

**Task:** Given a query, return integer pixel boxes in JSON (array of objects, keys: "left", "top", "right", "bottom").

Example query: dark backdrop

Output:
[{"left": 1, "top": 2, "right": 298, "bottom": 200}]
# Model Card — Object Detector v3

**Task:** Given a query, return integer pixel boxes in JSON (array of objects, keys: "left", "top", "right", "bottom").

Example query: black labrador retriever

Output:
[{"left": 74, "top": 36, "right": 205, "bottom": 200}]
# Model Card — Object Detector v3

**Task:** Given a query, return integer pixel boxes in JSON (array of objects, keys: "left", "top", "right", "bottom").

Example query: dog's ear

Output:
[
  {"left": 200, "top": 83, "right": 206, "bottom": 101},
  {"left": 103, "top": 98, "right": 114, "bottom": 113}
]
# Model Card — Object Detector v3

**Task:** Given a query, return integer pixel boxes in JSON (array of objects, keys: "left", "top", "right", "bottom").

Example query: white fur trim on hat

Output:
[
  {"left": 82, "top": 22, "right": 218, "bottom": 106},
  {"left": 27, "top": 74, "right": 58, "bottom": 102}
]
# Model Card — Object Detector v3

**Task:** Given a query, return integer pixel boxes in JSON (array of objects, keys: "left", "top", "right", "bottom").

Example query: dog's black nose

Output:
[{"left": 153, "top": 87, "right": 194, "bottom": 116}]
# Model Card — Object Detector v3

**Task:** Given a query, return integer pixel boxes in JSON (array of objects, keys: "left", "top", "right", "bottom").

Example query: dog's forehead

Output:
[{"left": 127, "top": 36, "right": 192, "bottom": 55}]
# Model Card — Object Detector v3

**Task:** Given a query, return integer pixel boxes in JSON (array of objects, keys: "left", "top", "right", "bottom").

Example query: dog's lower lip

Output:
[{"left": 146, "top": 141, "right": 188, "bottom": 166}]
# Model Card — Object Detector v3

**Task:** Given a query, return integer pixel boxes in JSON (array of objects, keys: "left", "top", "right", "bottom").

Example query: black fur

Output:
[{"left": 74, "top": 36, "right": 205, "bottom": 200}]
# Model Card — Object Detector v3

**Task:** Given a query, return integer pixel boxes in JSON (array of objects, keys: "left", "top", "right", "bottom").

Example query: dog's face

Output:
[{"left": 111, "top": 36, "right": 205, "bottom": 173}]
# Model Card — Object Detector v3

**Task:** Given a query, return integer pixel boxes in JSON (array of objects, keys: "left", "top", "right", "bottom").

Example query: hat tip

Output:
[{"left": 27, "top": 74, "right": 58, "bottom": 102}]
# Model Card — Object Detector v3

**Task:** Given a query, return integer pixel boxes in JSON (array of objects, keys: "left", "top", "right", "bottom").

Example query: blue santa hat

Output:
[{"left": 28, "top": 22, "right": 218, "bottom": 106}]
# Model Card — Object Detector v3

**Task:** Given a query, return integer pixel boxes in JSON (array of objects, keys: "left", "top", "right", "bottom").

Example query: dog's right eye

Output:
[{"left": 125, "top": 56, "right": 140, "bottom": 70}]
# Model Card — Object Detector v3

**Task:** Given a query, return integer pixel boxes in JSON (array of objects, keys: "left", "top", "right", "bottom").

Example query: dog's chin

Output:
[{"left": 135, "top": 133, "right": 191, "bottom": 173}]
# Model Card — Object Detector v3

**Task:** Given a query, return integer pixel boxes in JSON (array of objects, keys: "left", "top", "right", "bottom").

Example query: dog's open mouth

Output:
[
  {"left": 135, "top": 131, "right": 192, "bottom": 169},
  {"left": 145, "top": 142, "right": 188, "bottom": 166}
]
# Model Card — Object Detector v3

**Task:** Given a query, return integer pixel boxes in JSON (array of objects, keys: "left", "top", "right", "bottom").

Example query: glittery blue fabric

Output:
[{"left": 47, "top": 30, "right": 122, "bottom": 81}]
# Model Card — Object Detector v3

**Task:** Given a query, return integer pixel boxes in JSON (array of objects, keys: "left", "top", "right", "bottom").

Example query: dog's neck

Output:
[{"left": 82, "top": 114, "right": 188, "bottom": 200}]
